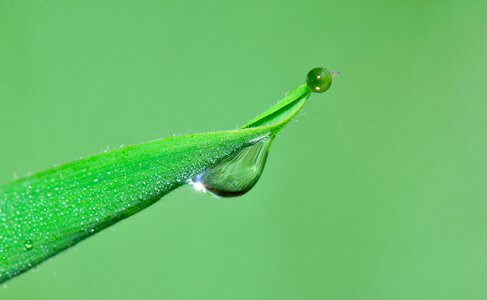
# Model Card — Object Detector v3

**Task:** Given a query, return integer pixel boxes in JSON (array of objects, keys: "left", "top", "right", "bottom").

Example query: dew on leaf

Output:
[
  {"left": 306, "top": 67, "right": 333, "bottom": 93},
  {"left": 190, "top": 136, "right": 271, "bottom": 198},
  {"left": 24, "top": 240, "right": 33, "bottom": 251}
]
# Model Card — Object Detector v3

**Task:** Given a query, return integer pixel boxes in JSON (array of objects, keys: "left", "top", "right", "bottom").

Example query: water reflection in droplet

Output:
[{"left": 190, "top": 136, "right": 272, "bottom": 198}]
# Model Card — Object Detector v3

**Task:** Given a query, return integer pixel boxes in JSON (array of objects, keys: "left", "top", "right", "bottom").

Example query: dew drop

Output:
[
  {"left": 306, "top": 67, "right": 333, "bottom": 93},
  {"left": 25, "top": 240, "right": 33, "bottom": 251},
  {"left": 190, "top": 137, "right": 271, "bottom": 197}
]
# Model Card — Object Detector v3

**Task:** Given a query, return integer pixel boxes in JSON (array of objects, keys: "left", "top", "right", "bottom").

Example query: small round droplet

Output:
[
  {"left": 306, "top": 67, "right": 332, "bottom": 93},
  {"left": 25, "top": 240, "right": 33, "bottom": 251}
]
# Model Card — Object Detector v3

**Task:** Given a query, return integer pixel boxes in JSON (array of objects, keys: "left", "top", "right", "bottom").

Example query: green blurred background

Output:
[{"left": 1, "top": 0, "right": 486, "bottom": 299}]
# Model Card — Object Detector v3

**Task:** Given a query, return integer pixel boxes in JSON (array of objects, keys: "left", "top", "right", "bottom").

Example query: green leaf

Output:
[{"left": 0, "top": 81, "right": 314, "bottom": 283}]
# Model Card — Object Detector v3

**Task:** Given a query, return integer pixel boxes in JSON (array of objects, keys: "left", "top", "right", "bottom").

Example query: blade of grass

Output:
[{"left": 0, "top": 82, "right": 313, "bottom": 283}]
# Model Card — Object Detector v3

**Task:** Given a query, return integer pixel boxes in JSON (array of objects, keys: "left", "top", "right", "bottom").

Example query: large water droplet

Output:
[{"left": 191, "top": 137, "right": 272, "bottom": 197}]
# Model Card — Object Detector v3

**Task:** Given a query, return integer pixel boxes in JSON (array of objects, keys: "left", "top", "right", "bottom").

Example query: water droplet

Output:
[
  {"left": 191, "top": 137, "right": 271, "bottom": 197},
  {"left": 25, "top": 240, "right": 33, "bottom": 251},
  {"left": 306, "top": 67, "right": 332, "bottom": 93}
]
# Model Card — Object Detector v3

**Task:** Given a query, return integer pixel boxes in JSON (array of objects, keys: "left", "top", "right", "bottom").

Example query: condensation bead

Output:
[{"left": 306, "top": 67, "right": 332, "bottom": 93}]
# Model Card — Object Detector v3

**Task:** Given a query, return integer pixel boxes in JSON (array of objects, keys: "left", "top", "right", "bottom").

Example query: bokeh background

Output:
[{"left": 1, "top": 0, "right": 486, "bottom": 299}]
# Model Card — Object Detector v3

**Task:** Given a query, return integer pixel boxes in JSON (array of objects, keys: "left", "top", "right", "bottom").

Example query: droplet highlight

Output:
[{"left": 191, "top": 137, "right": 272, "bottom": 197}]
